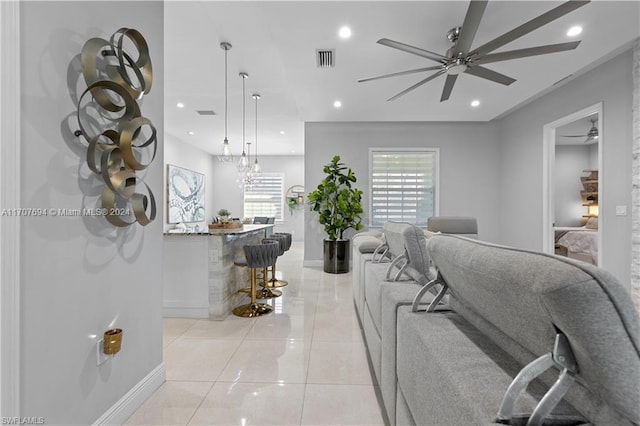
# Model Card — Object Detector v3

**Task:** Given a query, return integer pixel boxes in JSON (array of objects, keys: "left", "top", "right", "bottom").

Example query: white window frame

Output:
[
  {"left": 368, "top": 147, "right": 440, "bottom": 228},
  {"left": 243, "top": 172, "right": 285, "bottom": 222}
]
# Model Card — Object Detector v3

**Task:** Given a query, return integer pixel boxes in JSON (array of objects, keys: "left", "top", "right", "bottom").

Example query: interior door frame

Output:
[
  {"left": 0, "top": 0, "right": 21, "bottom": 417},
  {"left": 542, "top": 102, "right": 603, "bottom": 266}
]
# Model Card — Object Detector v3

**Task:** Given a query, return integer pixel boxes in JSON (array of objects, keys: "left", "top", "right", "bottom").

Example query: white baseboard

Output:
[
  {"left": 163, "top": 307, "right": 209, "bottom": 318},
  {"left": 93, "top": 363, "right": 165, "bottom": 425},
  {"left": 163, "top": 300, "right": 209, "bottom": 318},
  {"left": 303, "top": 260, "right": 323, "bottom": 268}
]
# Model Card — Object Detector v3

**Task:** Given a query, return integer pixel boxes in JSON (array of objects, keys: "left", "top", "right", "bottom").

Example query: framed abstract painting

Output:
[{"left": 167, "top": 164, "right": 205, "bottom": 223}]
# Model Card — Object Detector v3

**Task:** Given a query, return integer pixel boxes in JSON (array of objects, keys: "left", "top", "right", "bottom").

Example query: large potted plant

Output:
[{"left": 308, "top": 155, "right": 364, "bottom": 273}]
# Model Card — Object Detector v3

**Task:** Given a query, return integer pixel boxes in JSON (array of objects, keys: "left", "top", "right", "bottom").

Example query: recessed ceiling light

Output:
[
  {"left": 176, "top": 102, "right": 185, "bottom": 108},
  {"left": 339, "top": 26, "right": 352, "bottom": 39},
  {"left": 280, "top": 130, "right": 286, "bottom": 135},
  {"left": 566, "top": 26, "right": 582, "bottom": 37},
  {"left": 333, "top": 100, "right": 342, "bottom": 108},
  {"left": 290, "top": 149, "right": 296, "bottom": 153},
  {"left": 188, "top": 131, "right": 195, "bottom": 135},
  {"left": 471, "top": 100, "right": 480, "bottom": 107}
]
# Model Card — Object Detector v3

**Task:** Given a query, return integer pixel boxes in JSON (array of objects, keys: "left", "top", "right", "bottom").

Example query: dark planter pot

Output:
[{"left": 323, "top": 239, "right": 350, "bottom": 274}]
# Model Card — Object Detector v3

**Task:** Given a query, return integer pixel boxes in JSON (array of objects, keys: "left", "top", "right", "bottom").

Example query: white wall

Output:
[
  {"left": 163, "top": 134, "right": 216, "bottom": 232},
  {"left": 20, "top": 2, "right": 164, "bottom": 423},
  {"left": 210, "top": 155, "right": 305, "bottom": 241},
  {"left": 554, "top": 145, "right": 591, "bottom": 227},
  {"left": 498, "top": 48, "right": 634, "bottom": 286},
  {"left": 304, "top": 121, "right": 501, "bottom": 263}
]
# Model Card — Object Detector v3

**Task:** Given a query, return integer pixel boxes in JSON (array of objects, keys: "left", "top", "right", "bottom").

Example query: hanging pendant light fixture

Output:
[
  {"left": 252, "top": 93, "right": 262, "bottom": 174},
  {"left": 217, "top": 42, "right": 234, "bottom": 163},
  {"left": 237, "top": 72, "right": 250, "bottom": 173}
]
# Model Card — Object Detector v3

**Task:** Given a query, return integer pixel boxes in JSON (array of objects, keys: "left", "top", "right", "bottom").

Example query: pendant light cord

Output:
[
  {"left": 254, "top": 95, "right": 258, "bottom": 161},
  {"left": 224, "top": 47, "right": 228, "bottom": 139},
  {"left": 242, "top": 75, "right": 246, "bottom": 152}
]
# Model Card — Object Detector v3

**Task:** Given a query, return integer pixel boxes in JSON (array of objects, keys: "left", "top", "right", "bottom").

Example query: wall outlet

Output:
[{"left": 616, "top": 205, "right": 628, "bottom": 216}]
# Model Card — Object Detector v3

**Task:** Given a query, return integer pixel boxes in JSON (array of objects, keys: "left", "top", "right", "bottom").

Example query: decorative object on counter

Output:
[
  {"left": 75, "top": 28, "right": 157, "bottom": 227},
  {"left": 285, "top": 185, "right": 305, "bottom": 215},
  {"left": 308, "top": 155, "right": 364, "bottom": 273},
  {"left": 167, "top": 164, "right": 205, "bottom": 223},
  {"left": 103, "top": 328, "right": 123, "bottom": 355},
  {"left": 218, "top": 42, "right": 234, "bottom": 163},
  {"left": 209, "top": 209, "right": 243, "bottom": 230},
  {"left": 217, "top": 208, "right": 231, "bottom": 222}
]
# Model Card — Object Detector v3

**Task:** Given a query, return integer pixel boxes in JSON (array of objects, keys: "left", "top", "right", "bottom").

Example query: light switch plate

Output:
[{"left": 615, "top": 205, "right": 628, "bottom": 216}]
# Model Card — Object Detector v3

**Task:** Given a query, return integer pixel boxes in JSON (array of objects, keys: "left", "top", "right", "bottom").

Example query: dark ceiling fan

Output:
[
  {"left": 560, "top": 118, "right": 599, "bottom": 143},
  {"left": 358, "top": 0, "right": 589, "bottom": 102}
]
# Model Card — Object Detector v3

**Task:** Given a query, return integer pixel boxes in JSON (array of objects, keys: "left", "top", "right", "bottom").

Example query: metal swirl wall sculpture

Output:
[{"left": 75, "top": 28, "right": 157, "bottom": 227}]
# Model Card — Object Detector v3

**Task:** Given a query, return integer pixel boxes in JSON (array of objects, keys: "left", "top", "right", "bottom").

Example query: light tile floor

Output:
[{"left": 125, "top": 243, "right": 385, "bottom": 425}]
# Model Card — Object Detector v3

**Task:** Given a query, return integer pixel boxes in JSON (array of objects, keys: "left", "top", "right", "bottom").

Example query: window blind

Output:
[
  {"left": 370, "top": 151, "right": 437, "bottom": 227},
  {"left": 243, "top": 173, "right": 284, "bottom": 221}
]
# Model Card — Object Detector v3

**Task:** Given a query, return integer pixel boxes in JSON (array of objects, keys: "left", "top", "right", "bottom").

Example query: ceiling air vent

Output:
[
  {"left": 316, "top": 49, "right": 335, "bottom": 68},
  {"left": 196, "top": 110, "right": 216, "bottom": 116}
]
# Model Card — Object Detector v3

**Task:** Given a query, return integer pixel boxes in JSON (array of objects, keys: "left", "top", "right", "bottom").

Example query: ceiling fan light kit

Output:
[{"left": 359, "top": 0, "right": 590, "bottom": 102}]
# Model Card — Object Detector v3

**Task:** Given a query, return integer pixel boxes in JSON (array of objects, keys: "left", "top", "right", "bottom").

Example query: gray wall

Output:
[
  {"left": 554, "top": 145, "right": 592, "bottom": 227},
  {"left": 497, "top": 48, "right": 634, "bottom": 285},
  {"left": 210, "top": 155, "right": 305, "bottom": 241},
  {"left": 21, "top": 2, "right": 164, "bottom": 423},
  {"left": 163, "top": 134, "right": 216, "bottom": 232},
  {"left": 304, "top": 121, "right": 501, "bottom": 263}
]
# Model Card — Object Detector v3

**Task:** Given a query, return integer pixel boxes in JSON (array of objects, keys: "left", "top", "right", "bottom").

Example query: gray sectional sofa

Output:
[{"left": 352, "top": 224, "right": 640, "bottom": 425}]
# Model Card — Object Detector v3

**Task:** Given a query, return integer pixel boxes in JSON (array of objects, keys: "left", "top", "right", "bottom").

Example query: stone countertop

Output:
[{"left": 164, "top": 224, "right": 274, "bottom": 236}]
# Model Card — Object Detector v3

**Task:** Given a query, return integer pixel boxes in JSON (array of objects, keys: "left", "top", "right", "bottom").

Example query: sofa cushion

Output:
[
  {"left": 353, "top": 231, "right": 384, "bottom": 254},
  {"left": 428, "top": 235, "right": 640, "bottom": 424},
  {"left": 396, "top": 306, "right": 579, "bottom": 425},
  {"left": 364, "top": 262, "right": 395, "bottom": 335},
  {"left": 427, "top": 216, "right": 478, "bottom": 239},
  {"left": 382, "top": 221, "right": 434, "bottom": 285}
]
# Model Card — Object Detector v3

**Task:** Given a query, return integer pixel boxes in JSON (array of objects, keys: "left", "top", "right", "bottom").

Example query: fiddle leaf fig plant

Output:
[{"left": 308, "top": 155, "right": 364, "bottom": 240}]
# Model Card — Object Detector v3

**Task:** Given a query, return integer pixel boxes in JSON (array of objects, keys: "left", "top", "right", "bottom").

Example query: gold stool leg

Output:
[
  {"left": 255, "top": 266, "right": 282, "bottom": 298},
  {"left": 261, "top": 262, "right": 288, "bottom": 288},
  {"left": 233, "top": 268, "right": 272, "bottom": 317}
]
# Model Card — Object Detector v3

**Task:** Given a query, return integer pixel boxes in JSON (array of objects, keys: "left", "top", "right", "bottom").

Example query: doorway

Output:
[{"left": 542, "top": 102, "right": 603, "bottom": 266}]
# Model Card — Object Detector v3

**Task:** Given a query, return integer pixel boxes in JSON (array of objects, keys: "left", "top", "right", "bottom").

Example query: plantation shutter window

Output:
[
  {"left": 243, "top": 173, "right": 284, "bottom": 221},
  {"left": 370, "top": 150, "right": 438, "bottom": 227}
]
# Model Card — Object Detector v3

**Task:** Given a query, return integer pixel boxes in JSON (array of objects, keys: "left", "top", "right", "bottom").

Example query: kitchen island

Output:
[{"left": 163, "top": 224, "right": 274, "bottom": 320}]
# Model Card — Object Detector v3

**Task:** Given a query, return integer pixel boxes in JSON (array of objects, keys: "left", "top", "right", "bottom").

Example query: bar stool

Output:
[
  {"left": 262, "top": 233, "right": 290, "bottom": 288},
  {"left": 254, "top": 238, "right": 283, "bottom": 299},
  {"left": 273, "top": 232, "right": 292, "bottom": 251},
  {"left": 232, "top": 240, "right": 279, "bottom": 318}
]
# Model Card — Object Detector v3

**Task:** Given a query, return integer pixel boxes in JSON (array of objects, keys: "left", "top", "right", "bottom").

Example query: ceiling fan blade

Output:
[
  {"left": 464, "top": 65, "right": 516, "bottom": 85},
  {"left": 387, "top": 70, "right": 446, "bottom": 102},
  {"left": 469, "top": 1, "right": 589, "bottom": 58},
  {"left": 560, "top": 135, "right": 589, "bottom": 138},
  {"left": 440, "top": 74, "right": 458, "bottom": 102},
  {"left": 358, "top": 66, "right": 443, "bottom": 83},
  {"left": 454, "top": 0, "right": 488, "bottom": 56},
  {"left": 377, "top": 38, "right": 448, "bottom": 63},
  {"left": 474, "top": 41, "right": 581, "bottom": 65}
]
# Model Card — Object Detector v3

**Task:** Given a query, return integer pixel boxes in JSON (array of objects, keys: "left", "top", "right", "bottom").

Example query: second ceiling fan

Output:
[{"left": 358, "top": 0, "right": 589, "bottom": 102}]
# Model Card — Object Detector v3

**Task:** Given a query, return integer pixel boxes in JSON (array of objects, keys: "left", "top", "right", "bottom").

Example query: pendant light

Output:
[
  {"left": 252, "top": 93, "right": 261, "bottom": 174},
  {"left": 217, "top": 42, "right": 234, "bottom": 163},
  {"left": 237, "top": 72, "right": 250, "bottom": 172}
]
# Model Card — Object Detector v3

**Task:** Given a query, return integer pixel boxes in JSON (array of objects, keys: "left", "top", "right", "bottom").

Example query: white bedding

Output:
[{"left": 555, "top": 226, "right": 597, "bottom": 263}]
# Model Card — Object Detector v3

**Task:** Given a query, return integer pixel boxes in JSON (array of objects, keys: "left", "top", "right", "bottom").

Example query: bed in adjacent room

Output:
[{"left": 554, "top": 217, "right": 598, "bottom": 265}]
